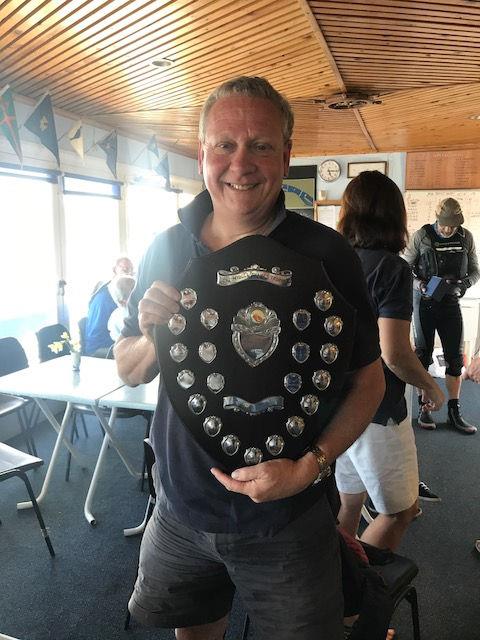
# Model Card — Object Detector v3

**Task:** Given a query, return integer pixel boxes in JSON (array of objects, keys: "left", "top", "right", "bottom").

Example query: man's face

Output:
[
  {"left": 198, "top": 96, "right": 291, "bottom": 222},
  {"left": 114, "top": 258, "right": 134, "bottom": 276},
  {"left": 437, "top": 224, "right": 458, "bottom": 238}
]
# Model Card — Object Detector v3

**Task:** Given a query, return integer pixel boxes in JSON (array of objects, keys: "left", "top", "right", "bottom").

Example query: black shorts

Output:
[{"left": 129, "top": 493, "right": 343, "bottom": 640}]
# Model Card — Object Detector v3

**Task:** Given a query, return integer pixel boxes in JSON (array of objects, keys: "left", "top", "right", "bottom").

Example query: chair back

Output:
[
  {"left": 0, "top": 337, "right": 29, "bottom": 377},
  {"left": 78, "top": 317, "right": 87, "bottom": 355},
  {"left": 36, "top": 323, "right": 70, "bottom": 362}
]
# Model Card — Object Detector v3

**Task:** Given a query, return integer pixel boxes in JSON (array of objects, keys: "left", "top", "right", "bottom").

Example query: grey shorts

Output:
[{"left": 128, "top": 494, "right": 343, "bottom": 640}]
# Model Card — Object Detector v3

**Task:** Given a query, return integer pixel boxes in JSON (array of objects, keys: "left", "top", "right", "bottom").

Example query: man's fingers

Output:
[
  {"left": 210, "top": 467, "right": 251, "bottom": 495},
  {"left": 147, "top": 281, "right": 181, "bottom": 314}
]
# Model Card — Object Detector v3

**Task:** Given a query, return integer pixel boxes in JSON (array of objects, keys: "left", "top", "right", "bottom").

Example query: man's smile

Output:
[{"left": 225, "top": 182, "right": 257, "bottom": 191}]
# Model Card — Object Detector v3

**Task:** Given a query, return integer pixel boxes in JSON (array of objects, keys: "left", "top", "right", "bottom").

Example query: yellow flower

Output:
[{"left": 48, "top": 331, "right": 81, "bottom": 354}]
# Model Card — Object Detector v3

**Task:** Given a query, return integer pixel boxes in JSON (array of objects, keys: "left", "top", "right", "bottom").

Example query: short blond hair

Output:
[{"left": 199, "top": 76, "right": 294, "bottom": 143}]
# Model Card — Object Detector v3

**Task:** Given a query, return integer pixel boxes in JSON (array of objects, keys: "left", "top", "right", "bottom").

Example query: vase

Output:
[{"left": 71, "top": 351, "right": 81, "bottom": 371}]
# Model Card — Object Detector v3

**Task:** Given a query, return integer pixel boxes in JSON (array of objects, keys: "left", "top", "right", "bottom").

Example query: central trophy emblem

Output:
[{"left": 231, "top": 302, "right": 281, "bottom": 367}]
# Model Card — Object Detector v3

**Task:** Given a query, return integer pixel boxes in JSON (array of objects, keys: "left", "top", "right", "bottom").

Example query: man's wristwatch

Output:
[{"left": 308, "top": 445, "right": 331, "bottom": 485}]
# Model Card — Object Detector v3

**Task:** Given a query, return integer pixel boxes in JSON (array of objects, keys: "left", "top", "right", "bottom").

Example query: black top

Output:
[
  {"left": 356, "top": 248, "right": 413, "bottom": 425},
  {"left": 122, "top": 190, "right": 380, "bottom": 534}
]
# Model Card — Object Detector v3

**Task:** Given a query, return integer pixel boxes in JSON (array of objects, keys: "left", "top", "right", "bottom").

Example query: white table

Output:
[
  {"left": 88, "top": 379, "right": 159, "bottom": 530},
  {"left": 0, "top": 356, "right": 125, "bottom": 510}
]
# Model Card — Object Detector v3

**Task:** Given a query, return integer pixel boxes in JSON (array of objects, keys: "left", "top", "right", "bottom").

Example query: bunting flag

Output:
[
  {"left": 24, "top": 93, "right": 60, "bottom": 166},
  {"left": 0, "top": 85, "right": 23, "bottom": 163},
  {"left": 68, "top": 120, "right": 84, "bottom": 159},
  {"left": 97, "top": 130, "right": 117, "bottom": 178},
  {"left": 147, "top": 134, "right": 160, "bottom": 159},
  {"left": 155, "top": 151, "right": 171, "bottom": 190}
]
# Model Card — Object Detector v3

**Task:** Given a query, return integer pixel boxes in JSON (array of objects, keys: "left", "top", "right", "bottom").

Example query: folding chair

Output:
[
  {"left": 0, "top": 442, "right": 55, "bottom": 557},
  {"left": 0, "top": 337, "right": 38, "bottom": 455}
]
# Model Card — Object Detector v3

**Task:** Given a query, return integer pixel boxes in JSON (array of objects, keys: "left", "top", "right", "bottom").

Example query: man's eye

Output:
[
  {"left": 215, "top": 142, "right": 233, "bottom": 151},
  {"left": 254, "top": 143, "right": 272, "bottom": 152}
]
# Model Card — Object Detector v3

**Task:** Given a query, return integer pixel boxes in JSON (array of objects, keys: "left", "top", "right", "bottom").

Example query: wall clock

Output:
[{"left": 318, "top": 159, "right": 341, "bottom": 182}]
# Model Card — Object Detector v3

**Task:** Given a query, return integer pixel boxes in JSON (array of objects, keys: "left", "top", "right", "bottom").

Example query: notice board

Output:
[{"left": 406, "top": 150, "right": 480, "bottom": 190}]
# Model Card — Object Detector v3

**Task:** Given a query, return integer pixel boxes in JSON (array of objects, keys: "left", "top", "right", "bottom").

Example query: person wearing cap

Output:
[{"left": 404, "top": 198, "right": 479, "bottom": 434}]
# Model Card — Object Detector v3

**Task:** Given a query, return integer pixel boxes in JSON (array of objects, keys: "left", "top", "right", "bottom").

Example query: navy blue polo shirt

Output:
[{"left": 122, "top": 190, "right": 380, "bottom": 534}]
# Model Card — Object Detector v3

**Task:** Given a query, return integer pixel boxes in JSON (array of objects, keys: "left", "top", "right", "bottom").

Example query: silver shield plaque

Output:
[
  {"left": 320, "top": 343, "right": 339, "bottom": 364},
  {"left": 266, "top": 435, "right": 285, "bottom": 456},
  {"left": 207, "top": 373, "right": 225, "bottom": 394},
  {"left": 199, "top": 342, "right": 217, "bottom": 363},
  {"left": 168, "top": 313, "right": 186, "bottom": 335},
  {"left": 231, "top": 302, "right": 280, "bottom": 367},
  {"left": 222, "top": 434, "right": 240, "bottom": 456},
  {"left": 244, "top": 447, "right": 263, "bottom": 465},
  {"left": 292, "top": 309, "right": 311, "bottom": 331},
  {"left": 170, "top": 343, "right": 188, "bottom": 363},
  {"left": 324, "top": 316, "right": 343, "bottom": 337},
  {"left": 314, "top": 290, "right": 333, "bottom": 311},
  {"left": 284, "top": 373, "right": 302, "bottom": 394},
  {"left": 292, "top": 342, "right": 310, "bottom": 363},
  {"left": 177, "top": 369, "right": 195, "bottom": 389},
  {"left": 180, "top": 288, "right": 197, "bottom": 310},
  {"left": 200, "top": 308, "right": 219, "bottom": 330},
  {"left": 312, "top": 370, "right": 331, "bottom": 391},
  {"left": 203, "top": 415, "right": 222, "bottom": 437}
]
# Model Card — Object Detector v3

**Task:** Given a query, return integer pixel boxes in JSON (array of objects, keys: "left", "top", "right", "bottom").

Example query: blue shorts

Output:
[{"left": 129, "top": 493, "right": 343, "bottom": 640}]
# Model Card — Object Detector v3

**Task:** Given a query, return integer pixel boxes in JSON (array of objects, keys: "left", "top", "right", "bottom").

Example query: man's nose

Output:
[{"left": 229, "top": 146, "right": 255, "bottom": 171}]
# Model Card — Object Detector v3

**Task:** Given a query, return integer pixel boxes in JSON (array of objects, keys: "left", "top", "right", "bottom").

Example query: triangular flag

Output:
[
  {"left": 147, "top": 135, "right": 160, "bottom": 159},
  {"left": 68, "top": 120, "right": 84, "bottom": 159},
  {"left": 155, "top": 152, "right": 171, "bottom": 190},
  {"left": 0, "top": 85, "right": 23, "bottom": 163},
  {"left": 97, "top": 130, "right": 117, "bottom": 178},
  {"left": 24, "top": 93, "right": 60, "bottom": 166}
]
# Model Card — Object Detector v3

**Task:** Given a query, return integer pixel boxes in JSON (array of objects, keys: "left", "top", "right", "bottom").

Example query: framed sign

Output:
[
  {"left": 282, "top": 177, "right": 315, "bottom": 210},
  {"left": 347, "top": 161, "right": 387, "bottom": 178},
  {"left": 314, "top": 200, "right": 341, "bottom": 229}
]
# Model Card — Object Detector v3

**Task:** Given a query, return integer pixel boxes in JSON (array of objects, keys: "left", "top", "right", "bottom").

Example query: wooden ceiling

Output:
[{"left": 2, "top": 0, "right": 480, "bottom": 158}]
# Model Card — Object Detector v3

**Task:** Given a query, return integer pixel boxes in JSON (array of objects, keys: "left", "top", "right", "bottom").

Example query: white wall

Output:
[{"left": 291, "top": 151, "right": 406, "bottom": 201}]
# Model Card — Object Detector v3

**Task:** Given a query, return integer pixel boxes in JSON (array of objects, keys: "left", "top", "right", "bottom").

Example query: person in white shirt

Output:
[{"left": 108, "top": 275, "right": 136, "bottom": 342}]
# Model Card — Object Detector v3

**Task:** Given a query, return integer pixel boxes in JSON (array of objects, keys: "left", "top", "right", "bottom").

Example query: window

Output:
[
  {"left": 63, "top": 192, "right": 120, "bottom": 328},
  {"left": 125, "top": 184, "right": 179, "bottom": 263},
  {"left": 0, "top": 171, "right": 57, "bottom": 361}
]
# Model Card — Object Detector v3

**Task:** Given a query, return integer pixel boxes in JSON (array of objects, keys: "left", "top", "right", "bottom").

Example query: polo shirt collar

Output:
[{"left": 178, "top": 189, "right": 287, "bottom": 242}]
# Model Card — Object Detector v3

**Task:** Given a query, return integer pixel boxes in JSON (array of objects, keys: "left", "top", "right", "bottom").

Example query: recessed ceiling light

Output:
[
  {"left": 150, "top": 58, "right": 173, "bottom": 69},
  {"left": 468, "top": 114, "right": 480, "bottom": 120}
]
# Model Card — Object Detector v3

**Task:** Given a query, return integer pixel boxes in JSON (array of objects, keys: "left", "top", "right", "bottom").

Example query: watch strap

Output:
[{"left": 309, "top": 445, "right": 331, "bottom": 485}]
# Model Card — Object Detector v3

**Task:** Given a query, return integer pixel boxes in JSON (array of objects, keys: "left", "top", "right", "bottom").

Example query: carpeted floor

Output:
[{"left": 0, "top": 376, "right": 479, "bottom": 640}]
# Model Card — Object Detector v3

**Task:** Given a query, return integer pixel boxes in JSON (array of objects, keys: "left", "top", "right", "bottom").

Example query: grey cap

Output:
[{"left": 435, "top": 198, "right": 464, "bottom": 226}]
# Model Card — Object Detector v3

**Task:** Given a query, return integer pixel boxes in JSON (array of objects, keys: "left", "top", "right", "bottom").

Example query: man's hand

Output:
[
  {"left": 138, "top": 280, "right": 180, "bottom": 341},
  {"left": 210, "top": 454, "right": 319, "bottom": 503},
  {"left": 420, "top": 383, "right": 445, "bottom": 412},
  {"left": 463, "top": 357, "right": 480, "bottom": 384}
]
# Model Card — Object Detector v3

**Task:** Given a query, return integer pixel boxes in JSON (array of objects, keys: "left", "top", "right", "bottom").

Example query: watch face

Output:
[{"left": 319, "top": 160, "right": 341, "bottom": 182}]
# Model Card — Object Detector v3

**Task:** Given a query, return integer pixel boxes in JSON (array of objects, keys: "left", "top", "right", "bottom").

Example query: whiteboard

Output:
[
  {"left": 405, "top": 189, "right": 480, "bottom": 297},
  {"left": 405, "top": 189, "right": 480, "bottom": 237}
]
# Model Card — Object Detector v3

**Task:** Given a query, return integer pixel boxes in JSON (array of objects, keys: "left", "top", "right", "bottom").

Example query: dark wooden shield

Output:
[{"left": 154, "top": 235, "right": 356, "bottom": 471}]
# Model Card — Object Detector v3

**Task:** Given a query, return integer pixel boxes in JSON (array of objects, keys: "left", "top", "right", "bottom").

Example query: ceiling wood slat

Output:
[{"left": 0, "top": 0, "right": 479, "bottom": 157}]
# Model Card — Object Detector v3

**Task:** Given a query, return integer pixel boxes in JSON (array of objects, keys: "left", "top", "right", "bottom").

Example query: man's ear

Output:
[
  {"left": 197, "top": 140, "right": 204, "bottom": 175},
  {"left": 283, "top": 140, "right": 292, "bottom": 178}
]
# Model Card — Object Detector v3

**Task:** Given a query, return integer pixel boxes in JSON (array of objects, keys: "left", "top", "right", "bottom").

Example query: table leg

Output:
[
  {"left": 83, "top": 407, "right": 118, "bottom": 525},
  {"left": 17, "top": 401, "right": 75, "bottom": 510},
  {"left": 91, "top": 406, "right": 141, "bottom": 478},
  {"left": 34, "top": 398, "right": 89, "bottom": 464},
  {"left": 123, "top": 495, "right": 154, "bottom": 537}
]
